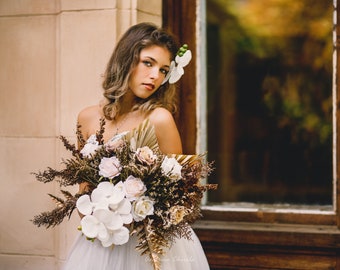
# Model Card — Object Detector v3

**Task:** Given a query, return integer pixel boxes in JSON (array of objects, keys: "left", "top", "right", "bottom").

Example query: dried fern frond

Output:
[
  {"left": 199, "top": 183, "right": 218, "bottom": 192},
  {"left": 48, "top": 193, "right": 65, "bottom": 208},
  {"left": 58, "top": 156, "right": 98, "bottom": 187},
  {"left": 31, "top": 167, "right": 63, "bottom": 183},
  {"left": 59, "top": 135, "right": 80, "bottom": 157},
  {"left": 32, "top": 190, "right": 78, "bottom": 228},
  {"left": 60, "top": 189, "right": 75, "bottom": 200},
  {"left": 96, "top": 118, "right": 106, "bottom": 145},
  {"left": 76, "top": 122, "right": 86, "bottom": 150}
]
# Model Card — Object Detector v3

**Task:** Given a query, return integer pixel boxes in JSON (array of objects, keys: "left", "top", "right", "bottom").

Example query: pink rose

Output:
[
  {"left": 135, "top": 146, "right": 156, "bottom": 165},
  {"left": 124, "top": 175, "right": 146, "bottom": 201},
  {"left": 98, "top": 156, "right": 121, "bottom": 179},
  {"left": 105, "top": 139, "right": 123, "bottom": 151}
]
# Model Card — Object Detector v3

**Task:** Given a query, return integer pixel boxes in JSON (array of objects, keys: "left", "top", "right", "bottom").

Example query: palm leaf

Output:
[
  {"left": 123, "top": 119, "right": 159, "bottom": 152},
  {"left": 135, "top": 220, "right": 168, "bottom": 270},
  {"left": 170, "top": 153, "right": 203, "bottom": 166}
]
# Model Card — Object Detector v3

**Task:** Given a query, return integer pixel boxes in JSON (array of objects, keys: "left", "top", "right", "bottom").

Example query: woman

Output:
[{"left": 63, "top": 22, "right": 209, "bottom": 270}]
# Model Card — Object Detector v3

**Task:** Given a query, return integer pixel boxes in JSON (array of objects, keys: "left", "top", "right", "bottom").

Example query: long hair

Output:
[{"left": 102, "top": 22, "right": 179, "bottom": 120}]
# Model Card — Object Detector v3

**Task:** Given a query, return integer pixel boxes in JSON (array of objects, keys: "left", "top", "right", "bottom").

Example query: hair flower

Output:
[{"left": 162, "top": 44, "right": 192, "bottom": 85}]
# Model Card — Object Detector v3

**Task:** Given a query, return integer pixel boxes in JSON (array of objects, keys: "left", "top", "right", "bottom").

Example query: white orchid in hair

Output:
[{"left": 162, "top": 44, "right": 192, "bottom": 85}]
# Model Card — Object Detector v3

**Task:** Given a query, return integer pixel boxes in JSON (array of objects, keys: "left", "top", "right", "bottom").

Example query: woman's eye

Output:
[
  {"left": 160, "top": 68, "right": 169, "bottom": 75},
  {"left": 142, "top": 60, "right": 152, "bottom": 67}
]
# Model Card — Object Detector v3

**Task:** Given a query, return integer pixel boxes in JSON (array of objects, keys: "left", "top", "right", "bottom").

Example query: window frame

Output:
[{"left": 162, "top": 0, "right": 340, "bottom": 228}]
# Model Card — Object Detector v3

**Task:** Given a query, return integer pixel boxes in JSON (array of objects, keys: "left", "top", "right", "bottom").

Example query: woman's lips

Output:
[{"left": 143, "top": 83, "right": 155, "bottom": 91}]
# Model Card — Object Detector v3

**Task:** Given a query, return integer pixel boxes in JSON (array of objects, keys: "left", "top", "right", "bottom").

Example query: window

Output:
[
  {"left": 163, "top": 0, "right": 339, "bottom": 226},
  {"left": 163, "top": 1, "right": 340, "bottom": 268},
  {"left": 206, "top": 0, "right": 333, "bottom": 206}
]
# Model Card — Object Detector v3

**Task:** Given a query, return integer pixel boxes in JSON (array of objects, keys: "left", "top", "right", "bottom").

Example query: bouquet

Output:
[{"left": 32, "top": 118, "right": 216, "bottom": 270}]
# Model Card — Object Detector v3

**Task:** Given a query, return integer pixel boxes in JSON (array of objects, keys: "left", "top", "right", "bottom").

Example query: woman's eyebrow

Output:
[{"left": 143, "top": 56, "right": 170, "bottom": 68}]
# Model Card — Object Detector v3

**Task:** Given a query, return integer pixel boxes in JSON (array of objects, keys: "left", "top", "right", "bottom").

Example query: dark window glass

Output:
[{"left": 207, "top": 0, "right": 333, "bottom": 205}]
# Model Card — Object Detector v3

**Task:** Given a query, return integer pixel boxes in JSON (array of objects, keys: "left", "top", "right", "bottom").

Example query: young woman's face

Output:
[{"left": 128, "top": 45, "right": 171, "bottom": 99}]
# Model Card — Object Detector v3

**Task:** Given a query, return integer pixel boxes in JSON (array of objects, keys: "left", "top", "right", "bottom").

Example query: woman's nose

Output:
[{"left": 149, "top": 68, "right": 160, "bottom": 80}]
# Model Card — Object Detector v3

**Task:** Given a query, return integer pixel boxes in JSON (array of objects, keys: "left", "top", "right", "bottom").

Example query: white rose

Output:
[
  {"left": 132, "top": 196, "right": 154, "bottom": 222},
  {"left": 161, "top": 157, "right": 182, "bottom": 181},
  {"left": 124, "top": 175, "right": 147, "bottom": 201},
  {"left": 98, "top": 156, "right": 121, "bottom": 179},
  {"left": 135, "top": 146, "right": 156, "bottom": 165},
  {"left": 80, "top": 143, "right": 101, "bottom": 157}
]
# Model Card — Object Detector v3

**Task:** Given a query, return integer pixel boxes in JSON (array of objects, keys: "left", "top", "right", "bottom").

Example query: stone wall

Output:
[{"left": 0, "top": 0, "right": 161, "bottom": 269}]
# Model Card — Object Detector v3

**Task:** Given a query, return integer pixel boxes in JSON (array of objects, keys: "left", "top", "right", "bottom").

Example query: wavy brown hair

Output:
[{"left": 102, "top": 22, "right": 179, "bottom": 120}]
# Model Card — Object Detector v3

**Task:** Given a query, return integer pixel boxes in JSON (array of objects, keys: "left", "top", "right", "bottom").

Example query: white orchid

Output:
[
  {"left": 162, "top": 45, "right": 192, "bottom": 85},
  {"left": 76, "top": 181, "right": 132, "bottom": 246},
  {"left": 80, "top": 135, "right": 102, "bottom": 157}
]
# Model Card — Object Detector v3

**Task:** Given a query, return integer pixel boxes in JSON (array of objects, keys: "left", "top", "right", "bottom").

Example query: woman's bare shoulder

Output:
[
  {"left": 78, "top": 105, "right": 102, "bottom": 120},
  {"left": 77, "top": 105, "right": 103, "bottom": 138},
  {"left": 148, "top": 107, "right": 182, "bottom": 154},
  {"left": 148, "top": 107, "right": 174, "bottom": 126}
]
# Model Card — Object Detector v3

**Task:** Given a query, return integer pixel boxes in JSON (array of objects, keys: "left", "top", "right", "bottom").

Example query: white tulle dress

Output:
[
  {"left": 63, "top": 131, "right": 210, "bottom": 270},
  {"left": 63, "top": 228, "right": 209, "bottom": 270}
]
